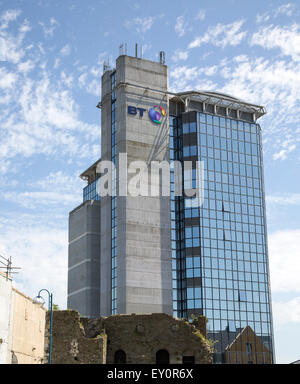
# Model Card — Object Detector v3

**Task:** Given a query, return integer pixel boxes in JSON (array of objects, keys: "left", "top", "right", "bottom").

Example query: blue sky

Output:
[{"left": 0, "top": 0, "right": 299, "bottom": 364}]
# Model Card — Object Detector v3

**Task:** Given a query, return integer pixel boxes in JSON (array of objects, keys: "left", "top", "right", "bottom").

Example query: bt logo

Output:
[
  {"left": 148, "top": 105, "right": 167, "bottom": 124},
  {"left": 128, "top": 105, "right": 167, "bottom": 124},
  {"left": 128, "top": 106, "right": 146, "bottom": 117}
]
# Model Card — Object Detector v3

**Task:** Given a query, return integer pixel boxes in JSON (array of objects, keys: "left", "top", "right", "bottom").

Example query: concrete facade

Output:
[
  {"left": 45, "top": 310, "right": 212, "bottom": 364},
  {"left": 11, "top": 288, "right": 46, "bottom": 364},
  {"left": 0, "top": 271, "right": 46, "bottom": 364},
  {"left": 100, "top": 69, "right": 113, "bottom": 317},
  {"left": 0, "top": 271, "right": 14, "bottom": 364},
  {"left": 68, "top": 200, "right": 101, "bottom": 318},
  {"left": 112, "top": 56, "right": 172, "bottom": 316}
]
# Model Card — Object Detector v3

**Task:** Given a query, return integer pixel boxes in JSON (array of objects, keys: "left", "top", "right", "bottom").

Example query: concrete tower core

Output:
[
  {"left": 68, "top": 54, "right": 172, "bottom": 317},
  {"left": 100, "top": 55, "right": 172, "bottom": 316}
]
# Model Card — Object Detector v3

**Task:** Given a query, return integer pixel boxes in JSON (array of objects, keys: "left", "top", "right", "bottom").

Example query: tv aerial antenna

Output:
[{"left": 0, "top": 254, "right": 21, "bottom": 279}]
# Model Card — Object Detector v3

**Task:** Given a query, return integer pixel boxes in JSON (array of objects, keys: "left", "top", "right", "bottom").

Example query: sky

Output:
[{"left": 0, "top": 0, "right": 299, "bottom": 364}]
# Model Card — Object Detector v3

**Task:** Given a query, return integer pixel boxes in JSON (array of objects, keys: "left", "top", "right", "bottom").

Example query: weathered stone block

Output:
[{"left": 45, "top": 311, "right": 213, "bottom": 364}]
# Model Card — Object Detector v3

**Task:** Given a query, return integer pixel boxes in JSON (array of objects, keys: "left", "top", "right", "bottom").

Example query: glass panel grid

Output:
[
  {"left": 172, "top": 111, "right": 274, "bottom": 364},
  {"left": 83, "top": 178, "right": 101, "bottom": 202}
]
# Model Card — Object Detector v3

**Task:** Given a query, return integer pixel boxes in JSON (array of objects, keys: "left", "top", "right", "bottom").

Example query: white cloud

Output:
[
  {"left": 0, "top": 159, "right": 11, "bottom": 174},
  {"left": 175, "top": 15, "right": 186, "bottom": 37},
  {"left": 85, "top": 79, "right": 100, "bottom": 96},
  {"left": 0, "top": 67, "right": 18, "bottom": 88},
  {"left": 78, "top": 72, "right": 88, "bottom": 87},
  {"left": 170, "top": 65, "right": 218, "bottom": 92},
  {"left": 60, "top": 44, "right": 71, "bottom": 57},
  {"left": 2, "top": 191, "right": 79, "bottom": 209},
  {"left": 274, "top": 3, "right": 296, "bottom": 17},
  {"left": 78, "top": 72, "right": 100, "bottom": 96},
  {"left": 54, "top": 57, "right": 60, "bottom": 68},
  {"left": 171, "top": 49, "right": 188, "bottom": 62},
  {"left": 39, "top": 17, "right": 58, "bottom": 37},
  {"left": 0, "top": 216, "right": 68, "bottom": 309},
  {"left": 217, "top": 55, "right": 300, "bottom": 157},
  {"left": 0, "top": 168, "right": 85, "bottom": 308},
  {"left": 0, "top": 36, "right": 23, "bottom": 63},
  {"left": 0, "top": 16, "right": 29, "bottom": 63},
  {"left": 268, "top": 229, "right": 300, "bottom": 293},
  {"left": 0, "top": 14, "right": 100, "bottom": 169},
  {"left": 124, "top": 15, "right": 163, "bottom": 35},
  {"left": 273, "top": 298, "right": 300, "bottom": 325},
  {"left": 17, "top": 59, "right": 35, "bottom": 73},
  {"left": 267, "top": 193, "right": 300, "bottom": 205},
  {"left": 0, "top": 8, "right": 98, "bottom": 312},
  {"left": 0, "top": 9, "right": 21, "bottom": 30},
  {"left": 273, "top": 144, "right": 296, "bottom": 160},
  {"left": 33, "top": 170, "right": 83, "bottom": 191},
  {"left": 189, "top": 20, "right": 247, "bottom": 49},
  {"left": 256, "top": 12, "right": 270, "bottom": 24},
  {"left": 18, "top": 75, "right": 78, "bottom": 130},
  {"left": 19, "top": 19, "right": 31, "bottom": 35},
  {"left": 90, "top": 66, "right": 100, "bottom": 77},
  {"left": 195, "top": 9, "right": 206, "bottom": 21},
  {"left": 251, "top": 24, "right": 300, "bottom": 62},
  {"left": 256, "top": 3, "right": 296, "bottom": 25},
  {"left": 141, "top": 43, "right": 152, "bottom": 56},
  {"left": 60, "top": 71, "right": 73, "bottom": 87},
  {"left": 0, "top": 67, "right": 99, "bottom": 174}
]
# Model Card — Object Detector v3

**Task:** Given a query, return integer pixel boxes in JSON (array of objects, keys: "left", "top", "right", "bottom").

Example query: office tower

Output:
[
  {"left": 68, "top": 54, "right": 172, "bottom": 318},
  {"left": 169, "top": 104, "right": 274, "bottom": 363},
  {"left": 68, "top": 51, "right": 275, "bottom": 363}
]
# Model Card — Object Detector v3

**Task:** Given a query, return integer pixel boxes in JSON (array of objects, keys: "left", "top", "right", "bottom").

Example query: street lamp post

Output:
[{"left": 34, "top": 289, "right": 53, "bottom": 364}]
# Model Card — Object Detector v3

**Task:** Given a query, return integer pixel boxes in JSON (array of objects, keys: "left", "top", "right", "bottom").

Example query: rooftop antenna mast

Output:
[
  {"left": 159, "top": 51, "right": 166, "bottom": 65},
  {"left": 0, "top": 254, "right": 21, "bottom": 279},
  {"left": 103, "top": 57, "right": 111, "bottom": 73},
  {"left": 119, "top": 43, "right": 128, "bottom": 56}
]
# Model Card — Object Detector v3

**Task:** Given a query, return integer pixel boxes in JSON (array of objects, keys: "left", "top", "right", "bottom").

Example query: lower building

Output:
[
  {"left": 44, "top": 310, "right": 213, "bottom": 364},
  {"left": 291, "top": 359, "right": 300, "bottom": 364},
  {"left": 68, "top": 200, "right": 101, "bottom": 318},
  {"left": 0, "top": 271, "right": 46, "bottom": 364},
  {"left": 224, "top": 325, "right": 272, "bottom": 364},
  {"left": 0, "top": 271, "right": 14, "bottom": 364}
]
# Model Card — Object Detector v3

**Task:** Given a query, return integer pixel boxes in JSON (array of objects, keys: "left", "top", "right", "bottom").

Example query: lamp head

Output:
[{"left": 33, "top": 295, "right": 45, "bottom": 305}]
